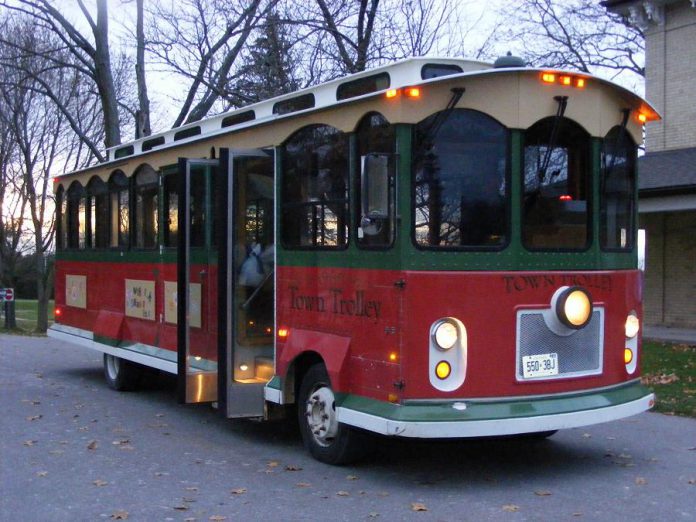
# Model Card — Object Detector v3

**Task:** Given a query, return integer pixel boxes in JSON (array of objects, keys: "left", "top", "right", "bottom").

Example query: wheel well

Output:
[{"left": 286, "top": 351, "right": 324, "bottom": 404}]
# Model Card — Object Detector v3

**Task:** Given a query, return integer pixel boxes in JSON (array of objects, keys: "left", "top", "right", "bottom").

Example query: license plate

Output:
[{"left": 522, "top": 353, "right": 559, "bottom": 379}]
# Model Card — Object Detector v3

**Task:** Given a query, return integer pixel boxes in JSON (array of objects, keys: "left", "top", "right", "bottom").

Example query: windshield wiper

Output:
[
  {"left": 422, "top": 87, "right": 466, "bottom": 145},
  {"left": 538, "top": 95, "right": 568, "bottom": 183}
]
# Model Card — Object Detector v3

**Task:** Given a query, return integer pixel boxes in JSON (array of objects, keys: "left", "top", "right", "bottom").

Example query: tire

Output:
[
  {"left": 297, "top": 364, "right": 372, "bottom": 465},
  {"left": 103, "top": 354, "right": 143, "bottom": 391}
]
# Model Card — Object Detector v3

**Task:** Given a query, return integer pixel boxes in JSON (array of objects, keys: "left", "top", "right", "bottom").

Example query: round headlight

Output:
[
  {"left": 555, "top": 287, "right": 592, "bottom": 329},
  {"left": 625, "top": 313, "right": 640, "bottom": 339},
  {"left": 434, "top": 321, "right": 458, "bottom": 350}
]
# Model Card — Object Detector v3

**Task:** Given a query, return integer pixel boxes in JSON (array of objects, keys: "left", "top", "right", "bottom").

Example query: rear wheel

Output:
[
  {"left": 103, "top": 354, "right": 143, "bottom": 391},
  {"left": 297, "top": 364, "right": 372, "bottom": 465}
]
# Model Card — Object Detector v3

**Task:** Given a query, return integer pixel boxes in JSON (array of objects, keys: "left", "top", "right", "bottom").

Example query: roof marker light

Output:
[
  {"left": 405, "top": 87, "right": 421, "bottom": 98},
  {"left": 385, "top": 89, "right": 398, "bottom": 99},
  {"left": 576, "top": 78, "right": 586, "bottom": 88},
  {"left": 560, "top": 75, "right": 572, "bottom": 86},
  {"left": 542, "top": 73, "right": 556, "bottom": 83},
  {"left": 638, "top": 113, "right": 648, "bottom": 123}
]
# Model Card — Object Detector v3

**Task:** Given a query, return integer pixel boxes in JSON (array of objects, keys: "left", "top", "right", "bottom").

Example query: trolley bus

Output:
[{"left": 49, "top": 56, "right": 659, "bottom": 464}]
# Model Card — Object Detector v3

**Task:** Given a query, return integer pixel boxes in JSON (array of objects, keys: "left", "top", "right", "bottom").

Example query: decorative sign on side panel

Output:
[
  {"left": 66, "top": 275, "right": 87, "bottom": 309},
  {"left": 164, "top": 281, "right": 202, "bottom": 328},
  {"left": 125, "top": 279, "right": 156, "bottom": 321}
]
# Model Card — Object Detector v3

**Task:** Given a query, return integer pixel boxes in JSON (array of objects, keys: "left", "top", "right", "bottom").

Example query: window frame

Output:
[
  {"left": 87, "top": 176, "right": 109, "bottom": 249},
  {"left": 133, "top": 166, "right": 160, "bottom": 250},
  {"left": 108, "top": 171, "right": 131, "bottom": 250}
]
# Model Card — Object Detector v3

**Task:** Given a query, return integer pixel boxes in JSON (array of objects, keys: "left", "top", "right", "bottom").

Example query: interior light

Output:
[
  {"left": 239, "top": 364, "right": 249, "bottom": 372},
  {"left": 624, "top": 348, "right": 634, "bottom": 365},
  {"left": 405, "top": 87, "right": 421, "bottom": 98},
  {"left": 385, "top": 89, "right": 398, "bottom": 99},
  {"left": 194, "top": 356, "right": 201, "bottom": 361},
  {"left": 625, "top": 313, "right": 640, "bottom": 339},
  {"left": 435, "top": 361, "right": 451, "bottom": 380},
  {"left": 542, "top": 73, "right": 556, "bottom": 83},
  {"left": 559, "top": 195, "right": 573, "bottom": 201}
]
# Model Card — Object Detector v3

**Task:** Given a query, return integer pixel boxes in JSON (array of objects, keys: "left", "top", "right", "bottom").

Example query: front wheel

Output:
[
  {"left": 103, "top": 354, "right": 143, "bottom": 391},
  {"left": 297, "top": 364, "right": 372, "bottom": 465}
]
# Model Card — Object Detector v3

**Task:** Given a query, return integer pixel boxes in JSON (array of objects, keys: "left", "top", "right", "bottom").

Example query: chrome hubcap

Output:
[{"left": 304, "top": 385, "right": 338, "bottom": 447}]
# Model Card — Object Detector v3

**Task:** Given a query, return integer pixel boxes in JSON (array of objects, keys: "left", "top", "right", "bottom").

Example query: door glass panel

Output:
[{"left": 233, "top": 156, "right": 275, "bottom": 383}]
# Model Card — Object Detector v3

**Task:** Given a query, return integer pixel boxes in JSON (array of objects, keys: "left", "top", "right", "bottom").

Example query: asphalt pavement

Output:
[{"left": 1, "top": 333, "right": 695, "bottom": 521}]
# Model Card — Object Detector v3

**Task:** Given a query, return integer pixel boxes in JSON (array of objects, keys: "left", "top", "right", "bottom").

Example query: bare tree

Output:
[
  {"left": 146, "top": 0, "right": 271, "bottom": 126},
  {"left": 0, "top": 15, "right": 96, "bottom": 332},
  {"left": 498, "top": 0, "right": 644, "bottom": 82}
]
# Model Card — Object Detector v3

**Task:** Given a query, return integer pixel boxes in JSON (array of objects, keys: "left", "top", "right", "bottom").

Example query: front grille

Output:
[{"left": 516, "top": 309, "right": 604, "bottom": 381}]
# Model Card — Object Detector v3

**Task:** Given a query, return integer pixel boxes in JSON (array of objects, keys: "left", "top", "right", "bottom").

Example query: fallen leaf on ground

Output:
[
  {"left": 267, "top": 461, "right": 279, "bottom": 468},
  {"left": 582, "top": 433, "right": 592, "bottom": 438},
  {"left": 346, "top": 475, "right": 358, "bottom": 480},
  {"left": 411, "top": 502, "right": 428, "bottom": 512},
  {"left": 26, "top": 415, "right": 42, "bottom": 421},
  {"left": 688, "top": 479, "right": 695, "bottom": 485},
  {"left": 296, "top": 482, "right": 311, "bottom": 488},
  {"left": 93, "top": 480, "right": 108, "bottom": 487},
  {"left": 23, "top": 440, "right": 37, "bottom": 447},
  {"left": 534, "top": 490, "right": 552, "bottom": 496},
  {"left": 641, "top": 373, "right": 679, "bottom": 385},
  {"left": 36, "top": 471, "right": 48, "bottom": 477},
  {"left": 185, "top": 486, "right": 199, "bottom": 492},
  {"left": 368, "top": 513, "right": 379, "bottom": 518},
  {"left": 502, "top": 504, "right": 519, "bottom": 512},
  {"left": 231, "top": 488, "right": 247, "bottom": 495},
  {"left": 209, "top": 516, "right": 226, "bottom": 521},
  {"left": 572, "top": 513, "right": 583, "bottom": 517},
  {"left": 337, "top": 491, "right": 350, "bottom": 497},
  {"left": 285, "top": 464, "right": 302, "bottom": 471},
  {"left": 112, "top": 439, "right": 130, "bottom": 445},
  {"left": 635, "top": 477, "right": 647, "bottom": 485},
  {"left": 110, "top": 511, "right": 128, "bottom": 520},
  {"left": 87, "top": 440, "right": 98, "bottom": 450},
  {"left": 173, "top": 505, "right": 189, "bottom": 511}
]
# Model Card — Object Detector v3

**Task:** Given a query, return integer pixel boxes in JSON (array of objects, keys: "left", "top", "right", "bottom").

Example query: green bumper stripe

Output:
[{"left": 335, "top": 381, "right": 651, "bottom": 423}]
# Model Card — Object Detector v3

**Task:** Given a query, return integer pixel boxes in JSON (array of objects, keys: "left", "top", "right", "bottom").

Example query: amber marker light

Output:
[
  {"left": 277, "top": 327, "right": 289, "bottom": 339},
  {"left": 541, "top": 72, "right": 556, "bottom": 83},
  {"left": 435, "top": 361, "right": 451, "bottom": 380},
  {"left": 385, "top": 89, "right": 398, "bottom": 99},
  {"left": 560, "top": 75, "right": 572, "bottom": 86},
  {"left": 624, "top": 348, "right": 634, "bottom": 365},
  {"left": 389, "top": 352, "right": 398, "bottom": 362},
  {"left": 54, "top": 307, "right": 62, "bottom": 317},
  {"left": 575, "top": 78, "right": 586, "bottom": 88},
  {"left": 638, "top": 113, "right": 648, "bottom": 123},
  {"left": 405, "top": 87, "right": 421, "bottom": 98}
]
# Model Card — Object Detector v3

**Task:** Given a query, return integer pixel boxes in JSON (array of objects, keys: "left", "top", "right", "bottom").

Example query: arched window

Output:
[
  {"left": 523, "top": 117, "right": 591, "bottom": 250},
  {"left": 109, "top": 171, "right": 130, "bottom": 248},
  {"left": 601, "top": 126, "right": 637, "bottom": 250},
  {"left": 281, "top": 125, "right": 349, "bottom": 248},
  {"left": 134, "top": 165, "right": 159, "bottom": 249},
  {"left": 413, "top": 109, "right": 509, "bottom": 248},
  {"left": 355, "top": 112, "right": 396, "bottom": 248},
  {"left": 67, "top": 181, "right": 87, "bottom": 249},
  {"left": 56, "top": 186, "right": 67, "bottom": 250},
  {"left": 87, "top": 177, "right": 109, "bottom": 248},
  {"left": 163, "top": 172, "right": 179, "bottom": 248}
]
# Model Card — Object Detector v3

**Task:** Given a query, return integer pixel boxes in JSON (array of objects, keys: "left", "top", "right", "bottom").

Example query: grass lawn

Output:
[
  {"left": 2, "top": 299, "right": 54, "bottom": 334},
  {"left": 641, "top": 340, "right": 696, "bottom": 418}
]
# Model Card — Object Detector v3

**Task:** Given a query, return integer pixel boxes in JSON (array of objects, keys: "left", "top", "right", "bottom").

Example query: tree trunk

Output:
[
  {"left": 135, "top": 0, "right": 151, "bottom": 138},
  {"left": 93, "top": 0, "right": 121, "bottom": 147}
]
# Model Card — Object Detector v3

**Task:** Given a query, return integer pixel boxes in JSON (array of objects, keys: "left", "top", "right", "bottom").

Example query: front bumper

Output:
[{"left": 334, "top": 380, "right": 654, "bottom": 438}]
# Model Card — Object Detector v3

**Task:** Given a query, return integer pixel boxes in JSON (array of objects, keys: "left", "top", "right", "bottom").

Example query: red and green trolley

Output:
[{"left": 50, "top": 56, "right": 659, "bottom": 464}]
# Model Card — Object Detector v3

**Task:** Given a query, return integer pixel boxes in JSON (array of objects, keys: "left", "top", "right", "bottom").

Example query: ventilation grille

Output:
[{"left": 516, "top": 309, "right": 604, "bottom": 381}]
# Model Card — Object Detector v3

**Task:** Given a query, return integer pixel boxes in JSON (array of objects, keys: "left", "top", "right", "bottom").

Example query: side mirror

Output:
[{"left": 360, "top": 153, "right": 392, "bottom": 236}]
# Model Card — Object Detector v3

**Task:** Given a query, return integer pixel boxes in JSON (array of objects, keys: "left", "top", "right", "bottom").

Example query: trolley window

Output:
[
  {"left": 601, "top": 126, "right": 636, "bottom": 251},
  {"left": 56, "top": 186, "right": 67, "bottom": 250},
  {"left": 67, "top": 181, "right": 87, "bottom": 249},
  {"left": 356, "top": 112, "right": 396, "bottom": 248},
  {"left": 337, "top": 73, "right": 390, "bottom": 100},
  {"left": 109, "top": 171, "right": 130, "bottom": 249},
  {"left": 413, "top": 109, "right": 509, "bottom": 248},
  {"left": 523, "top": 117, "right": 591, "bottom": 250},
  {"left": 421, "top": 63, "right": 463, "bottom": 80},
  {"left": 163, "top": 173, "right": 179, "bottom": 248},
  {"left": 281, "top": 125, "right": 349, "bottom": 249},
  {"left": 134, "top": 166, "right": 159, "bottom": 249},
  {"left": 87, "top": 177, "right": 109, "bottom": 248}
]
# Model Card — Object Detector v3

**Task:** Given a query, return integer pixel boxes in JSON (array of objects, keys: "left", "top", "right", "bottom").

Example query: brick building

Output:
[{"left": 605, "top": 0, "right": 696, "bottom": 328}]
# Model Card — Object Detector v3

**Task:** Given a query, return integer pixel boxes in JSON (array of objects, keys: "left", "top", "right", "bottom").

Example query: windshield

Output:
[{"left": 523, "top": 117, "right": 591, "bottom": 250}]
